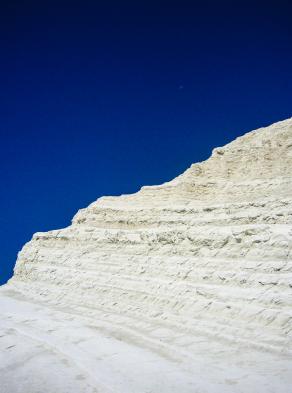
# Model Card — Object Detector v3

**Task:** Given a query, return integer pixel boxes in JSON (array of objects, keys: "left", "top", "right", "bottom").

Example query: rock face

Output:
[{"left": 8, "top": 118, "right": 292, "bottom": 357}]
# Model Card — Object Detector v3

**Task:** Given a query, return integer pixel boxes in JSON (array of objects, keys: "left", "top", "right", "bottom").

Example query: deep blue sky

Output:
[{"left": 1, "top": 1, "right": 292, "bottom": 284}]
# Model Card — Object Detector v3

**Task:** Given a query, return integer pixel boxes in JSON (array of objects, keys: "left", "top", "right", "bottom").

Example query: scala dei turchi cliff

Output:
[{"left": 1, "top": 118, "right": 292, "bottom": 393}]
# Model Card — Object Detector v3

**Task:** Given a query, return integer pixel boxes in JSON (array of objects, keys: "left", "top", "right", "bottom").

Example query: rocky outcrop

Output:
[{"left": 8, "top": 118, "right": 292, "bottom": 357}]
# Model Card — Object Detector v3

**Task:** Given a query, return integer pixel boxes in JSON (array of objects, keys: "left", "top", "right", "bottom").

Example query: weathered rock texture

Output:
[{"left": 8, "top": 118, "right": 292, "bottom": 356}]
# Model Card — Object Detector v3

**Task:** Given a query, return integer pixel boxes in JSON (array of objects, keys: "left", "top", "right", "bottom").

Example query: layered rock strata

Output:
[{"left": 8, "top": 118, "right": 292, "bottom": 357}]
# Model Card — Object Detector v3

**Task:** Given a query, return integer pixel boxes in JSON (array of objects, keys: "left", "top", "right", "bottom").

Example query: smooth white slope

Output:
[{"left": 1, "top": 288, "right": 292, "bottom": 393}]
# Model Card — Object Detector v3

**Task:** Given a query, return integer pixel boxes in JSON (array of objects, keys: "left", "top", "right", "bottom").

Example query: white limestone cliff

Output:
[{"left": 1, "top": 118, "right": 292, "bottom": 393}]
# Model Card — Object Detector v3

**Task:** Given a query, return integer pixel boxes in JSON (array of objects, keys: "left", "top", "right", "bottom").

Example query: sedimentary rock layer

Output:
[{"left": 8, "top": 118, "right": 292, "bottom": 359}]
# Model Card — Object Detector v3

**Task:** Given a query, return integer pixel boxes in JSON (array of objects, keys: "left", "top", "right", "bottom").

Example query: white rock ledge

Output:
[{"left": 1, "top": 118, "right": 292, "bottom": 392}]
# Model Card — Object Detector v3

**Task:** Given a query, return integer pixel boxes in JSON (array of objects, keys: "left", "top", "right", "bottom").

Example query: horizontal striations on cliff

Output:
[{"left": 9, "top": 118, "right": 292, "bottom": 357}]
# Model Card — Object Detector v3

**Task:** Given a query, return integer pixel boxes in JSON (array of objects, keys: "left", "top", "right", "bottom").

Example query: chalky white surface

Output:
[{"left": 1, "top": 118, "right": 292, "bottom": 392}]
